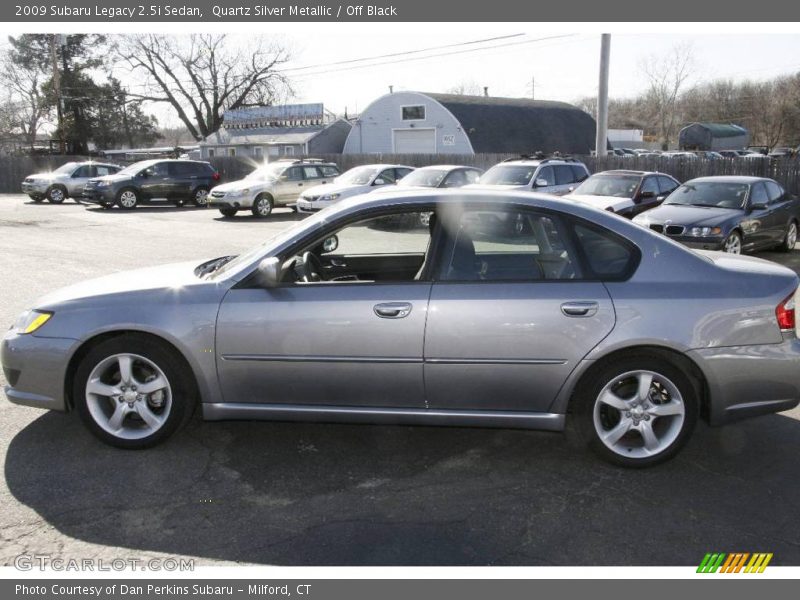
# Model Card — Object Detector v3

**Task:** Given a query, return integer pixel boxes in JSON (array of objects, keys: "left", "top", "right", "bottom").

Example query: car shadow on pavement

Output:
[
  {"left": 5, "top": 409, "right": 800, "bottom": 566},
  {"left": 212, "top": 211, "right": 306, "bottom": 224}
]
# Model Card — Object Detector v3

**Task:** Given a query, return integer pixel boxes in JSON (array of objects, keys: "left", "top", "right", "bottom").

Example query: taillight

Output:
[
  {"left": 212, "top": 172, "right": 220, "bottom": 181},
  {"left": 776, "top": 291, "right": 796, "bottom": 332}
]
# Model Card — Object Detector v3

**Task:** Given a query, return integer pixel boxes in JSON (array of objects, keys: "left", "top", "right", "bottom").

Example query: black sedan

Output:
[{"left": 632, "top": 176, "right": 800, "bottom": 254}]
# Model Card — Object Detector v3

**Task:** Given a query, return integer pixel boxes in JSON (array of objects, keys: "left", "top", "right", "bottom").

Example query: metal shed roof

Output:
[
  {"left": 424, "top": 93, "right": 597, "bottom": 154},
  {"left": 685, "top": 123, "right": 749, "bottom": 138}
]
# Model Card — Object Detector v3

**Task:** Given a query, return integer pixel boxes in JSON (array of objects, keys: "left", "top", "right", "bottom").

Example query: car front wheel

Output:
[
  {"left": 723, "top": 231, "right": 742, "bottom": 254},
  {"left": 252, "top": 194, "right": 273, "bottom": 218},
  {"left": 780, "top": 221, "right": 798, "bottom": 252},
  {"left": 116, "top": 189, "right": 139, "bottom": 209},
  {"left": 575, "top": 355, "right": 698, "bottom": 467},
  {"left": 219, "top": 207, "right": 238, "bottom": 218},
  {"left": 47, "top": 186, "right": 66, "bottom": 203},
  {"left": 74, "top": 335, "right": 195, "bottom": 449}
]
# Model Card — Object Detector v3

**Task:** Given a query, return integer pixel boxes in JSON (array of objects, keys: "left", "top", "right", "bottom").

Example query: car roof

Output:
[
  {"left": 593, "top": 170, "right": 649, "bottom": 177},
  {"left": 344, "top": 164, "right": 414, "bottom": 169},
  {"left": 683, "top": 175, "right": 772, "bottom": 184},
  {"left": 414, "top": 164, "right": 481, "bottom": 171}
]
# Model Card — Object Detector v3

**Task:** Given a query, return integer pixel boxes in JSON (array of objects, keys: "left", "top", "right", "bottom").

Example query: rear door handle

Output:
[
  {"left": 561, "top": 301, "right": 599, "bottom": 317},
  {"left": 374, "top": 302, "right": 412, "bottom": 319}
]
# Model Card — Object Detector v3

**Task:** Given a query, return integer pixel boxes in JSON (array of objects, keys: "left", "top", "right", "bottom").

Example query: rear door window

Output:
[
  {"left": 320, "top": 165, "right": 340, "bottom": 177},
  {"left": 750, "top": 183, "right": 769, "bottom": 206},
  {"left": 554, "top": 165, "right": 576, "bottom": 185},
  {"left": 302, "top": 166, "right": 322, "bottom": 180},
  {"left": 657, "top": 176, "right": 679, "bottom": 195},
  {"left": 571, "top": 165, "right": 589, "bottom": 183},
  {"left": 766, "top": 181, "right": 785, "bottom": 203},
  {"left": 572, "top": 223, "right": 639, "bottom": 280}
]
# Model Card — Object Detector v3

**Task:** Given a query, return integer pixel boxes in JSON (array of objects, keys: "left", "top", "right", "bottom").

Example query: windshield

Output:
[
  {"left": 336, "top": 166, "right": 381, "bottom": 185},
  {"left": 244, "top": 164, "right": 286, "bottom": 181},
  {"left": 53, "top": 162, "right": 78, "bottom": 174},
  {"left": 208, "top": 207, "right": 335, "bottom": 279},
  {"left": 573, "top": 175, "right": 641, "bottom": 198},
  {"left": 479, "top": 165, "right": 536, "bottom": 186},
  {"left": 116, "top": 161, "right": 154, "bottom": 176},
  {"left": 664, "top": 182, "right": 749, "bottom": 209},
  {"left": 399, "top": 168, "right": 447, "bottom": 188}
]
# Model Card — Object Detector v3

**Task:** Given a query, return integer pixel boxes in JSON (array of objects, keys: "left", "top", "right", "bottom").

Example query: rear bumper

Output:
[
  {"left": 690, "top": 337, "right": 800, "bottom": 426},
  {"left": 1, "top": 330, "right": 75, "bottom": 412}
]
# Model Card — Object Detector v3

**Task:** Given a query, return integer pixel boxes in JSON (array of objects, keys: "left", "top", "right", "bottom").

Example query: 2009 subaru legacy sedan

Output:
[{"left": 4, "top": 190, "right": 800, "bottom": 467}]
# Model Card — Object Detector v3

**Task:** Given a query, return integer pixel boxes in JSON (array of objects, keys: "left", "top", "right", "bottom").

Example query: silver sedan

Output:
[{"left": 3, "top": 191, "right": 800, "bottom": 467}]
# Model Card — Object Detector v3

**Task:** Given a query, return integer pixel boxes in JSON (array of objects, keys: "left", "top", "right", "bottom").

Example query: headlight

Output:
[
  {"left": 97, "top": 181, "right": 112, "bottom": 188},
  {"left": 688, "top": 226, "right": 723, "bottom": 237},
  {"left": 14, "top": 310, "right": 53, "bottom": 335},
  {"left": 320, "top": 193, "right": 341, "bottom": 202}
]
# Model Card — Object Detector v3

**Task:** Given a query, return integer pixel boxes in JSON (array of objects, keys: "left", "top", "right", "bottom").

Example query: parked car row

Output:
[{"left": 20, "top": 156, "right": 800, "bottom": 256}]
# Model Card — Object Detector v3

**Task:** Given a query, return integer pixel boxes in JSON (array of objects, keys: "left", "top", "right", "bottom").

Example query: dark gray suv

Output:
[{"left": 83, "top": 159, "right": 220, "bottom": 209}]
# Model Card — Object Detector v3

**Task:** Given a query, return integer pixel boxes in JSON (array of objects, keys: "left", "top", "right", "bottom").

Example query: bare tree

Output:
[
  {"left": 0, "top": 51, "right": 50, "bottom": 145},
  {"left": 445, "top": 79, "right": 485, "bottom": 96},
  {"left": 639, "top": 44, "right": 694, "bottom": 149},
  {"left": 116, "top": 34, "right": 292, "bottom": 141}
]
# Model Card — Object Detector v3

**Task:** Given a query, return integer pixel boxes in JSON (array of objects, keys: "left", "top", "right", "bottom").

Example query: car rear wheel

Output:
[
  {"left": 252, "top": 194, "right": 273, "bottom": 218},
  {"left": 74, "top": 335, "right": 195, "bottom": 449},
  {"left": 723, "top": 231, "right": 742, "bottom": 254},
  {"left": 779, "top": 221, "right": 798, "bottom": 253},
  {"left": 46, "top": 185, "right": 66, "bottom": 204},
  {"left": 116, "top": 189, "right": 139, "bottom": 209},
  {"left": 219, "top": 207, "right": 238, "bottom": 218},
  {"left": 192, "top": 187, "right": 209, "bottom": 207},
  {"left": 575, "top": 355, "right": 698, "bottom": 467}
]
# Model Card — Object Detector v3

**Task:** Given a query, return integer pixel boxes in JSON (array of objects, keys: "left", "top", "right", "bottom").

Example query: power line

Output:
[{"left": 279, "top": 33, "right": 527, "bottom": 72}]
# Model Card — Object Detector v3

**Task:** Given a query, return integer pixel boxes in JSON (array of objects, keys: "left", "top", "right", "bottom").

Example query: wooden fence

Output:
[{"left": 2, "top": 153, "right": 800, "bottom": 195}]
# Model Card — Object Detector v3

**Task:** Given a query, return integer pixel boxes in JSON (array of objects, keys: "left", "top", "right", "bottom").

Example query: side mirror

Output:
[
  {"left": 534, "top": 178, "right": 549, "bottom": 187},
  {"left": 639, "top": 190, "right": 656, "bottom": 199},
  {"left": 257, "top": 257, "right": 281, "bottom": 288},
  {"left": 138, "top": 170, "right": 148, "bottom": 178},
  {"left": 373, "top": 178, "right": 387, "bottom": 186},
  {"left": 322, "top": 235, "right": 339, "bottom": 253},
  {"left": 749, "top": 202, "right": 768, "bottom": 211}
]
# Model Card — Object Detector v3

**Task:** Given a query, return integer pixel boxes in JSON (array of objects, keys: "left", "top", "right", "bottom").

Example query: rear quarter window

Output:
[{"left": 572, "top": 222, "right": 640, "bottom": 280}]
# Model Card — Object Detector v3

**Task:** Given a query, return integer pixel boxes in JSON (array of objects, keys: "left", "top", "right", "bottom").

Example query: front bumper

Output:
[
  {"left": 296, "top": 198, "right": 331, "bottom": 213},
  {"left": 21, "top": 181, "right": 47, "bottom": 197},
  {"left": 677, "top": 238, "right": 726, "bottom": 251},
  {"left": 82, "top": 187, "right": 115, "bottom": 204},
  {"left": 690, "top": 336, "right": 800, "bottom": 426},
  {"left": 2, "top": 330, "right": 76, "bottom": 412},
  {"left": 208, "top": 193, "right": 252, "bottom": 208}
]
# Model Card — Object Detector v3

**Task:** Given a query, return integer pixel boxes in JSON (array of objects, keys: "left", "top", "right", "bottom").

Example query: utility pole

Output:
[
  {"left": 49, "top": 34, "right": 65, "bottom": 154},
  {"left": 595, "top": 33, "right": 611, "bottom": 157}
]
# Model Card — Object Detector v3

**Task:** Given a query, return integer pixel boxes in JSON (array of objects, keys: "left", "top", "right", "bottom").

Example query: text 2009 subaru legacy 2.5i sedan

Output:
[{"left": 3, "top": 191, "right": 800, "bottom": 467}]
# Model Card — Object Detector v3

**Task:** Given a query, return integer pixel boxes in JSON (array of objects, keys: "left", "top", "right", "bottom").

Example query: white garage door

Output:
[{"left": 393, "top": 129, "right": 436, "bottom": 153}]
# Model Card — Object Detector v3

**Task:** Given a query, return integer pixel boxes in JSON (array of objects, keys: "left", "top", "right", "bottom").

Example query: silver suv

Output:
[
  {"left": 208, "top": 158, "right": 341, "bottom": 218},
  {"left": 466, "top": 156, "right": 590, "bottom": 196},
  {"left": 22, "top": 161, "right": 122, "bottom": 203}
]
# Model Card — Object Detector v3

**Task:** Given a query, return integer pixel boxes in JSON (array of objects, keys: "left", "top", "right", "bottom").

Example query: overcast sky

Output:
[{"left": 2, "top": 26, "right": 799, "bottom": 130}]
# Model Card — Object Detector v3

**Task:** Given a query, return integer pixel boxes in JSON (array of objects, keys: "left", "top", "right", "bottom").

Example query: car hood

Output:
[
  {"left": 87, "top": 173, "right": 130, "bottom": 185},
  {"left": 26, "top": 172, "right": 58, "bottom": 181},
  {"left": 566, "top": 193, "right": 631, "bottom": 210},
  {"left": 212, "top": 180, "right": 270, "bottom": 193},
  {"left": 464, "top": 183, "right": 531, "bottom": 192},
  {"left": 34, "top": 260, "right": 210, "bottom": 309},
  {"left": 302, "top": 182, "right": 372, "bottom": 198},
  {"left": 636, "top": 204, "right": 742, "bottom": 227}
]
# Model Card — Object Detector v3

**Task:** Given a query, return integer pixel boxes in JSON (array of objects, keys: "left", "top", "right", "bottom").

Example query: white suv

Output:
[
  {"left": 208, "top": 159, "right": 340, "bottom": 218},
  {"left": 466, "top": 156, "right": 590, "bottom": 196},
  {"left": 296, "top": 164, "right": 414, "bottom": 213}
]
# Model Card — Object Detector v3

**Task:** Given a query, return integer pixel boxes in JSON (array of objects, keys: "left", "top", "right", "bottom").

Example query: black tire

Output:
[
  {"left": 116, "top": 188, "right": 139, "bottom": 210},
  {"left": 251, "top": 194, "right": 274, "bottom": 218},
  {"left": 73, "top": 334, "right": 197, "bottom": 449},
  {"left": 219, "top": 207, "right": 238, "bottom": 218},
  {"left": 289, "top": 205, "right": 298, "bottom": 213},
  {"left": 29, "top": 195, "right": 44, "bottom": 203},
  {"left": 722, "top": 230, "right": 742, "bottom": 254},
  {"left": 779, "top": 220, "right": 798, "bottom": 253},
  {"left": 574, "top": 353, "right": 698, "bottom": 468},
  {"left": 100, "top": 202, "right": 114, "bottom": 210},
  {"left": 46, "top": 185, "right": 67, "bottom": 204},
  {"left": 192, "top": 187, "right": 209, "bottom": 207}
]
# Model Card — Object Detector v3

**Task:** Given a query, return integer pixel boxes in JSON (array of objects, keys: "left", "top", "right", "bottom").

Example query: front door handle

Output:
[
  {"left": 561, "top": 301, "right": 599, "bottom": 317},
  {"left": 374, "top": 302, "right": 412, "bottom": 319}
]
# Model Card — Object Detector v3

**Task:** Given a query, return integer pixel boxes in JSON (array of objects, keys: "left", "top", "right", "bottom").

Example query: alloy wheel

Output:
[
  {"left": 119, "top": 190, "right": 137, "bottom": 209},
  {"left": 254, "top": 196, "right": 272, "bottom": 217},
  {"left": 85, "top": 353, "right": 172, "bottom": 440},
  {"left": 787, "top": 223, "right": 797, "bottom": 249},
  {"left": 723, "top": 233, "right": 741, "bottom": 254},
  {"left": 194, "top": 189, "right": 209, "bottom": 206},
  {"left": 592, "top": 370, "right": 686, "bottom": 459}
]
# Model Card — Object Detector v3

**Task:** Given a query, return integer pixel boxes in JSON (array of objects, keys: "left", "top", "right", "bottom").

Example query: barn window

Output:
[{"left": 401, "top": 105, "right": 426, "bottom": 121}]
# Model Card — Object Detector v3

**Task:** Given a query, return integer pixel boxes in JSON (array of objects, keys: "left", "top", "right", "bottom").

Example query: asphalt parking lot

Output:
[{"left": 2, "top": 194, "right": 800, "bottom": 567}]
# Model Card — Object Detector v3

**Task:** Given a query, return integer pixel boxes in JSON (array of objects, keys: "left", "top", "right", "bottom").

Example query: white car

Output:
[
  {"left": 208, "top": 159, "right": 340, "bottom": 218},
  {"left": 565, "top": 170, "right": 680, "bottom": 218},
  {"left": 296, "top": 164, "right": 414, "bottom": 213},
  {"left": 464, "top": 157, "right": 590, "bottom": 196},
  {"left": 21, "top": 161, "right": 122, "bottom": 204}
]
